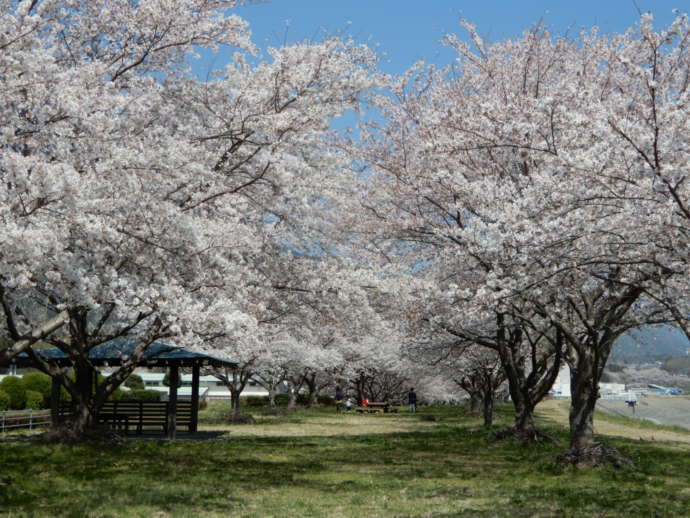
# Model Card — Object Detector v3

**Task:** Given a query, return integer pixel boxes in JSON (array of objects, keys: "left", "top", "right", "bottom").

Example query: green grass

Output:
[
  {"left": 198, "top": 401, "right": 308, "bottom": 426},
  {"left": 0, "top": 404, "right": 688, "bottom": 517}
]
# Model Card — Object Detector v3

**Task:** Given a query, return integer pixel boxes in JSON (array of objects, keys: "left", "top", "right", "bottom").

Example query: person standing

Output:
[
  {"left": 335, "top": 386, "right": 345, "bottom": 412},
  {"left": 408, "top": 388, "right": 417, "bottom": 413}
]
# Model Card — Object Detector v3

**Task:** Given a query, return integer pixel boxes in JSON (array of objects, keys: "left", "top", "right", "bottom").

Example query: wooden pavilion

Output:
[{"left": 10, "top": 340, "right": 236, "bottom": 439}]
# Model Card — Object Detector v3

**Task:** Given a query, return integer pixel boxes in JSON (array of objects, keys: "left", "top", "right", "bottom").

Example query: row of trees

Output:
[
  {"left": 0, "top": 0, "right": 380, "bottom": 435},
  {"left": 350, "top": 14, "right": 690, "bottom": 464},
  {"left": 2, "top": 1, "right": 689, "bottom": 466},
  {"left": 0, "top": 0, "right": 431, "bottom": 437}
]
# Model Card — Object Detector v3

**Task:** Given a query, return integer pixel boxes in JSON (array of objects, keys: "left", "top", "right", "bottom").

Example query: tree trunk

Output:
[
  {"left": 568, "top": 350, "right": 599, "bottom": 452},
  {"left": 556, "top": 343, "right": 634, "bottom": 468},
  {"left": 514, "top": 398, "right": 535, "bottom": 432},
  {"left": 308, "top": 390, "right": 318, "bottom": 408},
  {"left": 268, "top": 387, "right": 277, "bottom": 408},
  {"left": 354, "top": 376, "right": 364, "bottom": 404},
  {"left": 469, "top": 394, "right": 481, "bottom": 415},
  {"left": 229, "top": 389, "right": 241, "bottom": 418},
  {"left": 68, "top": 398, "right": 98, "bottom": 436},
  {"left": 304, "top": 375, "right": 318, "bottom": 408},
  {"left": 64, "top": 362, "right": 99, "bottom": 436},
  {"left": 52, "top": 359, "right": 138, "bottom": 440},
  {"left": 287, "top": 384, "right": 297, "bottom": 410},
  {"left": 482, "top": 390, "right": 494, "bottom": 428},
  {"left": 501, "top": 362, "right": 537, "bottom": 433}
]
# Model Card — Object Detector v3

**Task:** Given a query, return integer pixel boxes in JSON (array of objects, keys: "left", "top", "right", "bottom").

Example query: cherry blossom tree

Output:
[
  {"left": 444, "top": 344, "right": 505, "bottom": 428},
  {"left": 1, "top": 0, "right": 253, "bottom": 436},
  {"left": 356, "top": 14, "right": 689, "bottom": 465},
  {"left": 1, "top": 0, "right": 378, "bottom": 438},
  {"left": 209, "top": 341, "right": 260, "bottom": 420},
  {"left": 421, "top": 307, "right": 564, "bottom": 437},
  {"left": 0, "top": 0, "right": 248, "bottom": 364},
  {"left": 584, "top": 12, "right": 690, "bottom": 344}
]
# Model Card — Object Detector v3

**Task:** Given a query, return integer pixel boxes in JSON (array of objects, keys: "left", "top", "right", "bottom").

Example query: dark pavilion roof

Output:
[{"left": 11, "top": 338, "right": 236, "bottom": 368}]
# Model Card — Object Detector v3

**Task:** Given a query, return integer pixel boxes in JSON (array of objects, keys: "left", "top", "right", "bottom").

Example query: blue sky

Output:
[{"left": 193, "top": 0, "right": 686, "bottom": 76}]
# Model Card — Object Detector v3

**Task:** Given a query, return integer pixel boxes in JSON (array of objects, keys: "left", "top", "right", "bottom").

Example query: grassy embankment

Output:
[{"left": 0, "top": 401, "right": 689, "bottom": 517}]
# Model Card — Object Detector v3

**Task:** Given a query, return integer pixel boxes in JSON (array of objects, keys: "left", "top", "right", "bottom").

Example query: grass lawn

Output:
[{"left": 0, "top": 403, "right": 689, "bottom": 517}]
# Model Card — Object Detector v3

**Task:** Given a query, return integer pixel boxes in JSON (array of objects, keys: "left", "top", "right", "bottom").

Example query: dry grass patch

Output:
[
  {"left": 537, "top": 398, "right": 690, "bottom": 447},
  {"left": 223, "top": 413, "right": 438, "bottom": 438}
]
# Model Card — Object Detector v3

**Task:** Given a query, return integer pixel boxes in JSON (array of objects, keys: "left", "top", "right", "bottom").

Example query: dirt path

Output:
[
  {"left": 536, "top": 399, "right": 690, "bottom": 448},
  {"left": 597, "top": 396, "right": 690, "bottom": 430}
]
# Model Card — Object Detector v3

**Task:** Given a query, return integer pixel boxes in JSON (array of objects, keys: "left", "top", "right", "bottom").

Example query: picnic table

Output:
[{"left": 356, "top": 401, "right": 398, "bottom": 413}]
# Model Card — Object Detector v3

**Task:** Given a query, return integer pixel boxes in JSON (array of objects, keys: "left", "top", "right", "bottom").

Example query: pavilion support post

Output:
[
  {"left": 191, "top": 363, "right": 200, "bottom": 433},
  {"left": 50, "top": 376, "right": 61, "bottom": 427},
  {"left": 167, "top": 364, "right": 179, "bottom": 440}
]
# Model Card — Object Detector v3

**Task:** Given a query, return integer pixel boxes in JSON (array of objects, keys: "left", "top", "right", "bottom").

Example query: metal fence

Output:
[{"left": 0, "top": 409, "right": 52, "bottom": 433}]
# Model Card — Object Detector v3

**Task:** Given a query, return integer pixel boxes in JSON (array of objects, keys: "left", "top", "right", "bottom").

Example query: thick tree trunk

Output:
[
  {"left": 568, "top": 350, "right": 599, "bottom": 452},
  {"left": 52, "top": 360, "right": 138, "bottom": 440},
  {"left": 268, "top": 388, "right": 277, "bottom": 408},
  {"left": 503, "top": 370, "right": 537, "bottom": 433},
  {"left": 514, "top": 398, "right": 535, "bottom": 432},
  {"left": 64, "top": 362, "right": 100, "bottom": 437},
  {"left": 557, "top": 345, "right": 634, "bottom": 468},
  {"left": 69, "top": 398, "right": 98, "bottom": 436}
]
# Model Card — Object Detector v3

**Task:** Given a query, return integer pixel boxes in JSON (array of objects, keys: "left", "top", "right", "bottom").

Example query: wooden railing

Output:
[{"left": 0, "top": 409, "right": 53, "bottom": 433}]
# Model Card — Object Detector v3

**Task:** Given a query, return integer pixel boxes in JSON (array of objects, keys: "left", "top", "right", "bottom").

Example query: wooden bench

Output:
[
  {"left": 98, "top": 412, "right": 130, "bottom": 433},
  {"left": 60, "top": 401, "right": 192, "bottom": 434},
  {"left": 100, "top": 401, "right": 192, "bottom": 434},
  {"left": 356, "top": 402, "right": 397, "bottom": 413}
]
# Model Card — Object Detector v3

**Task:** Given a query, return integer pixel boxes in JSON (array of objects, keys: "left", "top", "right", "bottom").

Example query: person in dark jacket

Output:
[
  {"left": 408, "top": 388, "right": 417, "bottom": 413},
  {"left": 335, "top": 386, "right": 345, "bottom": 412}
]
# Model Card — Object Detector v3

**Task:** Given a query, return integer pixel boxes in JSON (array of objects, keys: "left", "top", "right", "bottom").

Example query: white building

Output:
[
  {"left": 133, "top": 371, "right": 273, "bottom": 400},
  {"left": 2, "top": 370, "right": 277, "bottom": 402},
  {"left": 550, "top": 365, "right": 640, "bottom": 401},
  {"left": 550, "top": 364, "right": 571, "bottom": 398}
]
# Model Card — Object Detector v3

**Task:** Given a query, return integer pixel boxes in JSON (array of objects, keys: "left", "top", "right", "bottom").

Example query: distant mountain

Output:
[{"left": 611, "top": 326, "right": 690, "bottom": 363}]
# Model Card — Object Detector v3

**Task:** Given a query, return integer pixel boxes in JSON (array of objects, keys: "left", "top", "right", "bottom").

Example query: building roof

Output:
[{"left": 11, "top": 338, "right": 236, "bottom": 369}]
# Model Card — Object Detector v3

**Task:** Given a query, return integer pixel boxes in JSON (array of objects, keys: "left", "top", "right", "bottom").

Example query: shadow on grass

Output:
[{"left": 1, "top": 406, "right": 689, "bottom": 517}]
